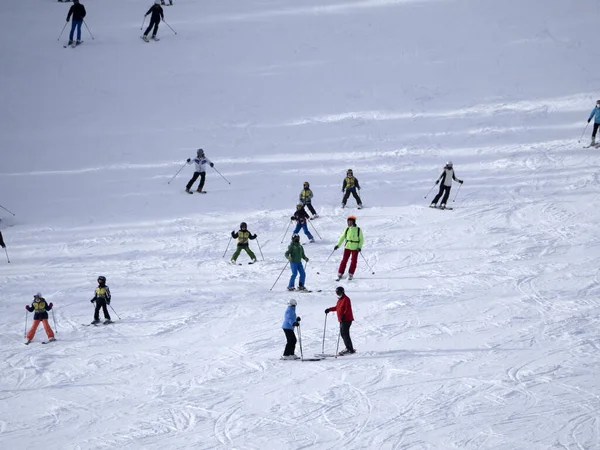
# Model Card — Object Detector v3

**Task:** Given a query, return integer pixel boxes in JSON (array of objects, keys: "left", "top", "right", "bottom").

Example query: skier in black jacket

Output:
[
  {"left": 66, "top": 0, "right": 86, "bottom": 46},
  {"left": 143, "top": 0, "right": 164, "bottom": 42}
]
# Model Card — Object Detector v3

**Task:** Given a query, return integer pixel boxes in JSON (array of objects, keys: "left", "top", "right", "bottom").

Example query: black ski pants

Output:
[
  {"left": 94, "top": 298, "right": 111, "bottom": 321},
  {"left": 304, "top": 203, "right": 317, "bottom": 216},
  {"left": 593, "top": 123, "right": 600, "bottom": 138},
  {"left": 432, "top": 184, "right": 451, "bottom": 205},
  {"left": 144, "top": 20, "right": 160, "bottom": 37},
  {"left": 186, "top": 171, "right": 206, "bottom": 191},
  {"left": 342, "top": 189, "right": 362, "bottom": 206},
  {"left": 340, "top": 321, "right": 354, "bottom": 352},
  {"left": 283, "top": 328, "right": 297, "bottom": 356}
]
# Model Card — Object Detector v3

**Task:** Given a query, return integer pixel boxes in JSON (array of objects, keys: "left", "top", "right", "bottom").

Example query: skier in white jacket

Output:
[
  {"left": 430, "top": 161, "right": 463, "bottom": 209},
  {"left": 185, "top": 149, "right": 214, "bottom": 194}
]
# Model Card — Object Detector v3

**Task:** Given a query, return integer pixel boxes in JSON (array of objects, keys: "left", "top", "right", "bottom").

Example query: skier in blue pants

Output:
[
  {"left": 66, "top": 0, "right": 86, "bottom": 46},
  {"left": 285, "top": 234, "right": 309, "bottom": 291},
  {"left": 290, "top": 203, "right": 314, "bottom": 243}
]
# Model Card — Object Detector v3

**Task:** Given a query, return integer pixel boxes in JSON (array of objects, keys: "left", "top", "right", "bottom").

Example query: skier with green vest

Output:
[
  {"left": 285, "top": 234, "right": 309, "bottom": 291},
  {"left": 334, "top": 215, "right": 364, "bottom": 281}
]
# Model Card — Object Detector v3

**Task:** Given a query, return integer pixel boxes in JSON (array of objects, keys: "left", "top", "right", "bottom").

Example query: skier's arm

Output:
[
  {"left": 284, "top": 247, "right": 291, "bottom": 260},
  {"left": 301, "top": 247, "right": 308, "bottom": 262},
  {"left": 81, "top": 5, "right": 86, "bottom": 18},
  {"left": 231, "top": 231, "right": 239, "bottom": 238},
  {"left": 249, "top": 231, "right": 257, "bottom": 240},
  {"left": 105, "top": 287, "right": 111, "bottom": 302},
  {"left": 355, "top": 179, "right": 360, "bottom": 190},
  {"left": 160, "top": 7, "right": 164, "bottom": 20},
  {"left": 67, "top": 6, "right": 74, "bottom": 20},
  {"left": 206, "top": 158, "right": 214, "bottom": 168},
  {"left": 358, "top": 228, "right": 364, "bottom": 248},
  {"left": 436, "top": 172, "right": 445, "bottom": 184},
  {"left": 342, "top": 179, "right": 347, "bottom": 191},
  {"left": 336, "top": 230, "right": 347, "bottom": 248},
  {"left": 145, "top": 6, "right": 153, "bottom": 16}
]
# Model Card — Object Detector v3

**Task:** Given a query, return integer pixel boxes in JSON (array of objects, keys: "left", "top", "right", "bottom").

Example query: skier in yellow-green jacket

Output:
[{"left": 334, "top": 215, "right": 364, "bottom": 281}]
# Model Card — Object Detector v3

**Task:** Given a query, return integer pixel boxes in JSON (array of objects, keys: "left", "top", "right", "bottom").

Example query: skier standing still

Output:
[
  {"left": 66, "top": 0, "right": 86, "bottom": 47},
  {"left": 281, "top": 299, "right": 301, "bottom": 360},
  {"left": 334, "top": 215, "right": 364, "bottom": 281},
  {"left": 230, "top": 222, "right": 258, "bottom": 264},
  {"left": 341, "top": 169, "right": 363, "bottom": 209},
  {"left": 285, "top": 234, "right": 309, "bottom": 291},
  {"left": 25, "top": 293, "right": 56, "bottom": 344},
  {"left": 91, "top": 276, "right": 112, "bottom": 325},
  {"left": 430, "top": 161, "right": 463, "bottom": 209},
  {"left": 325, "top": 286, "right": 355, "bottom": 355},
  {"left": 587, "top": 100, "right": 600, "bottom": 146},
  {"left": 143, "top": 0, "right": 164, "bottom": 42}
]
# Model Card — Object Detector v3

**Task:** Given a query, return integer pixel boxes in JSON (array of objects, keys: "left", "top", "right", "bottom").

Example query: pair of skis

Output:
[
  {"left": 63, "top": 41, "right": 83, "bottom": 48},
  {"left": 280, "top": 351, "right": 357, "bottom": 362}
]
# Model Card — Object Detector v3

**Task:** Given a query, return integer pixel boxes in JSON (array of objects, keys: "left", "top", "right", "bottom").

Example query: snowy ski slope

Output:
[{"left": 1, "top": 0, "right": 599, "bottom": 448}]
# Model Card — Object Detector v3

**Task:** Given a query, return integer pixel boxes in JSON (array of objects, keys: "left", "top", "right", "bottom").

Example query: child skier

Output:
[
  {"left": 587, "top": 100, "right": 600, "bottom": 147},
  {"left": 291, "top": 203, "right": 315, "bottom": 242},
  {"left": 299, "top": 182, "right": 318, "bottom": 219},
  {"left": 66, "top": 0, "right": 86, "bottom": 47},
  {"left": 25, "top": 293, "right": 55, "bottom": 344},
  {"left": 429, "top": 161, "right": 463, "bottom": 209},
  {"left": 341, "top": 169, "right": 363, "bottom": 209},
  {"left": 142, "top": 0, "right": 164, "bottom": 42},
  {"left": 230, "top": 222, "right": 258, "bottom": 264},
  {"left": 281, "top": 299, "right": 301, "bottom": 360},
  {"left": 91, "top": 276, "right": 112, "bottom": 325},
  {"left": 334, "top": 215, "right": 364, "bottom": 281},
  {"left": 325, "top": 286, "right": 355, "bottom": 355},
  {"left": 185, "top": 149, "right": 214, "bottom": 194},
  {"left": 285, "top": 234, "right": 310, "bottom": 291}
]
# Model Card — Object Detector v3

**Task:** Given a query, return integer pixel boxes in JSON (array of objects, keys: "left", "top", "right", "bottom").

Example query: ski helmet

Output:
[
  {"left": 98, "top": 276, "right": 106, "bottom": 284},
  {"left": 303, "top": 181, "right": 310, "bottom": 188},
  {"left": 288, "top": 298, "right": 297, "bottom": 306},
  {"left": 336, "top": 286, "right": 345, "bottom": 296},
  {"left": 34, "top": 292, "right": 42, "bottom": 298},
  {"left": 240, "top": 222, "right": 247, "bottom": 229},
  {"left": 291, "top": 233, "right": 300, "bottom": 243},
  {"left": 296, "top": 203, "right": 303, "bottom": 209},
  {"left": 347, "top": 169, "right": 353, "bottom": 175},
  {"left": 197, "top": 148, "right": 204, "bottom": 157},
  {"left": 347, "top": 215, "right": 357, "bottom": 223}
]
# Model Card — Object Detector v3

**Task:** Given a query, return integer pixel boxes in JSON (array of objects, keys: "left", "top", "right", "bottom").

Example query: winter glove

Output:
[
  {"left": 325, "top": 308, "right": 330, "bottom": 314},
  {"left": 231, "top": 231, "right": 236, "bottom": 238},
  {"left": 26, "top": 305, "right": 31, "bottom": 311},
  {"left": 286, "top": 256, "right": 291, "bottom": 262},
  {"left": 334, "top": 245, "right": 339, "bottom": 250},
  {"left": 435, "top": 180, "right": 439, "bottom": 185},
  {"left": 341, "top": 315, "right": 346, "bottom": 322},
  {"left": 304, "top": 257, "right": 309, "bottom": 262},
  {"left": 0, "top": 242, "right": 4, "bottom": 248},
  {"left": 49, "top": 302, "right": 53, "bottom": 309},
  {"left": 90, "top": 299, "right": 95, "bottom": 303},
  {"left": 210, "top": 163, "right": 214, "bottom": 168},
  {"left": 459, "top": 180, "right": 463, "bottom": 184},
  {"left": 187, "top": 158, "right": 191, "bottom": 163},
  {"left": 252, "top": 234, "right": 257, "bottom": 239},
  {"left": 357, "top": 248, "right": 361, "bottom": 252},
  {"left": 296, "top": 317, "right": 301, "bottom": 322},
  {"left": 588, "top": 118, "right": 591, "bottom": 123},
  {"left": 107, "top": 300, "right": 111, "bottom": 305},
  {"left": 292, "top": 322, "right": 299, "bottom": 327},
  {"left": 290, "top": 216, "right": 295, "bottom": 221}
]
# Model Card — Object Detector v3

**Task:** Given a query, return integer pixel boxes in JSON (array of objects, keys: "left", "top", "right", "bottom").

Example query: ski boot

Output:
[
  {"left": 309, "top": 238, "right": 315, "bottom": 243},
  {"left": 76, "top": 40, "right": 82, "bottom": 46},
  {"left": 357, "top": 204, "right": 363, "bottom": 210},
  {"left": 297, "top": 285, "right": 307, "bottom": 291},
  {"left": 251, "top": 258, "right": 257, "bottom": 263},
  {"left": 68, "top": 40, "right": 74, "bottom": 46},
  {"left": 91, "top": 319, "right": 101, "bottom": 325},
  {"left": 287, "top": 286, "right": 295, "bottom": 291},
  {"left": 440, "top": 204, "right": 446, "bottom": 210},
  {"left": 142, "top": 35, "right": 150, "bottom": 42},
  {"left": 429, "top": 203, "right": 436, "bottom": 208},
  {"left": 48, "top": 337, "right": 57, "bottom": 342},
  {"left": 312, "top": 214, "right": 319, "bottom": 219},
  {"left": 341, "top": 203, "right": 346, "bottom": 209},
  {"left": 151, "top": 35, "right": 159, "bottom": 41},
  {"left": 24, "top": 339, "right": 32, "bottom": 345},
  {"left": 336, "top": 273, "right": 343, "bottom": 281},
  {"left": 103, "top": 319, "right": 113, "bottom": 325},
  {"left": 230, "top": 259, "right": 237, "bottom": 265},
  {"left": 348, "top": 274, "right": 353, "bottom": 280}
]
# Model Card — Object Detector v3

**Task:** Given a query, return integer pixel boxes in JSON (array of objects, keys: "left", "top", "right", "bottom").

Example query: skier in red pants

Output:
[
  {"left": 334, "top": 215, "right": 364, "bottom": 281},
  {"left": 25, "top": 293, "right": 56, "bottom": 344}
]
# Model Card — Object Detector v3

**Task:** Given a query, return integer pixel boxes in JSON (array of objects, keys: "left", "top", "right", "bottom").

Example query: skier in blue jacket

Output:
[
  {"left": 587, "top": 100, "right": 600, "bottom": 146},
  {"left": 281, "top": 299, "right": 301, "bottom": 360}
]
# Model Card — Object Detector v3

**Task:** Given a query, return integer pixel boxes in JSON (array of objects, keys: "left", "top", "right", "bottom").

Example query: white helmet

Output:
[
  {"left": 287, "top": 299, "right": 297, "bottom": 306},
  {"left": 34, "top": 292, "right": 42, "bottom": 298},
  {"left": 154, "top": 0, "right": 160, "bottom": 4},
  {"left": 446, "top": 161, "right": 453, "bottom": 167}
]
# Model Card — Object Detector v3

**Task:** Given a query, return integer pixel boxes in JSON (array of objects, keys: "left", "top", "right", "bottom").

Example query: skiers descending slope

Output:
[
  {"left": 230, "top": 222, "right": 258, "bottom": 264},
  {"left": 430, "top": 161, "right": 463, "bottom": 209},
  {"left": 185, "top": 149, "right": 214, "bottom": 194},
  {"left": 587, "top": 100, "right": 600, "bottom": 147},
  {"left": 66, "top": 0, "right": 86, "bottom": 47},
  {"left": 143, "top": 0, "right": 164, "bottom": 42}
]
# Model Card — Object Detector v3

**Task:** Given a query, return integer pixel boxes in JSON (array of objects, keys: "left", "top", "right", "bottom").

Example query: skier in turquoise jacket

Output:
[
  {"left": 587, "top": 100, "right": 600, "bottom": 146},
  {"left": 281, "top": 299, "right": 301, "bottom": 360}
]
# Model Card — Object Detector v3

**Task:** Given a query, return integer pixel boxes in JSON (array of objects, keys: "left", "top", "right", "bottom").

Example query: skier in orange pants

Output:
[{"left": 25, "top": 293, "right": 55, "bottom": 344}]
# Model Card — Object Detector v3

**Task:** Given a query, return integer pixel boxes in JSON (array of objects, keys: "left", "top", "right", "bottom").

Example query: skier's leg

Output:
[
  {"left": 144, "top": 22, "right": 154, "bottom": 36},
  {"left": 340, "top": 322, "right": 354, "bottom": 351},
  {"left": 293, "top": 223, "right": 302, "bottom": 234},
  {"left": 186, "top": 172, "right": 200, "bottom": 191},
  {"left": 441, "top": 186, "right": 451, "bottom": 205},
  {"left": 94, "top": 302, "right": 102, "bottom": 321},
  {"left": 231, "top": 246, "right": 242, "bottom": 262},
  {"left": 302, "top": 223, "right": 313, "bottom": 240},
  {"left": 593, "top": 123, "right": 599, "bottom": 143},
  {"left": 100, "top": 300, "right": 111, "bottom": 320},
  {"left": 288, "top": 262, "right": 298, "bottom": 288},
  {"left": 42, "top": 319, "right": 55, "bottom": 339},
  {"left": 26, "top": 320, "right": 41, "bottom": 341},
  {"left": 298, "top": 264, "right": 306, "bottom": 287},
  {"left": 244, "top": 247, "right": 256, "bottom": 260},
  {"left": 306, "top": 203, "right": 317, "bottom": 215},
  {"left": 348, "top": 250, "right": 358, "bottom": 275},
  {"left": 351, "top": 190, "right": 362, "bottom": 206},
  {"left": 69, "top": 21, "right": 76, "bottom": 41},
  {"left": 76, "top": 21, "right": 82, "bottom": 41},
  {"left": 152, "top": 21, "right": 159, "bottom": 37},
  {"left": 431, "top": 185, "right": 444, "bottom": 205},
  {"left": 338, "top": 248, "right": 351, "bottom": 274},
  {"left": 197, "top": 172, "right": 206, "bottom": 191},
  {"left": 342, "top": 190, "right": 350, "bottom": 206},
  {"left": 283, "top": 328, "right": 296, "bottom": 356}
]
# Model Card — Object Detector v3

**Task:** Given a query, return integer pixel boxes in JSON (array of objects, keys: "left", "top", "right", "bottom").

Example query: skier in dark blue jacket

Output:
[{"left": 66, "top": 0, "right": 86, "bottom": 46}]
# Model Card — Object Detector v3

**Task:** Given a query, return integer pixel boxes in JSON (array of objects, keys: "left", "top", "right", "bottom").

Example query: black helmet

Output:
[
  {"left": 347, "top": 169, "right": 353, "bottom": 175},
  {"left": 98, "top": 276, "right": 106, "bottom": 284},
  {"left": 197, "top": 148, "right": 205, "bottom": 157},
  {"left": 240, "top": 222, "right": 247, "bottom": 229},
  {"left": 292, "top": 234, "right": 300, "bottom": 243},
  {"left": 336, "top": 286, "right": 345, "bottom": 296},
  {"left": 303, "top": 181, "right": 310, "bottom": 188}
]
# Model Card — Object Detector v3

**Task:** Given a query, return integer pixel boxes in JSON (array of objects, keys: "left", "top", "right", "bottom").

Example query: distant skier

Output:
[
  {"left": 341, "top": 169, "right": 362, "bottom": 209},
  {"left": 185, "top": 149, "right": 214, "bottom": 194},
  {"left": 587, "top": 100, "right": 600, "bottom": 146},
  {"left": 334, "top": 215, "right": 364, "bottom": 281},
  {"left": 66, "top": 0, "right": 86, "bottom": 47},
  {"left": 285, "top": 234, "right": 309, "bottom": 291},
  {"left": 91, "top": 276, "right": 112, "bottom": 325},
  {"left": 0, "top": 231, "right": 5, "bottom": 249},
  {"left": 325, "top": 286, "right": 355, "bottom": 355},
  {"left": 291, "top": 203, "right": 314, "bottom": 242},
  {"left": 281, "top": 299, "right": 301, "bottom": 360},
  {"left": 299, "top": 181, "right": 318, "bottom": 219},
  {"left": 142, "top": 0, "right": 164, "bottom": 42},
  {"left": 25, "top": 293, "right": 55, "bottom": 344},
  {"left": 230, "top": 222, "right": 258, "bottom": 264},
  {"left": 429, "top": 161, "right": 463, "bottom": 209}
]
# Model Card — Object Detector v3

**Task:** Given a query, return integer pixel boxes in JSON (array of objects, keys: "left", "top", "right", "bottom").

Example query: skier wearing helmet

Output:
[
  {"left": 142, "top": 0, "right": 164, "bottom": 42},
  {"left": 341, "top": 169, "right": 363, "bottom": 209},
  {"left": 430, "top": 161, "right": 463, "bottom": 209},
  {"left": 587, "top": 100, "right": 600, "bottom": 147},
  {"left": 325, "top": 286, "right": 355, "bottom": 355},
  {"left": 281, "top": 299, "right": 301, "bottom": 359},
  {"left": 25, "top": 293, "right": 56, "bottom": 344},
  {"left": 65, "top": 0, "right": 86, "bottom": 47},
  {"left": 185, "top": 148, "right": 214, "bottom": 194},
  {"left": 90, "top": 276, "right": 112, "bottom": 325},
  {"left": 299, "top": 181, "right": 318, "bottom": 219},
  {"left": 290, "top": 203, "right": 314, "bottom": 243},
  {"left": 284, "top": 234, "right": 310, "bottom": 291},
  {"left": 334, "top": 215, "right": 364, "bottom": 281},
  {"left": 230, "top": 222, "right": 258, "bottom": 264}
]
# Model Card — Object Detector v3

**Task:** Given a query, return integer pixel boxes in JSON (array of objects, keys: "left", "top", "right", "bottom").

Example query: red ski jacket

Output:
[{"left": 329, "top": 294, "right": 354, "bottom": 322}]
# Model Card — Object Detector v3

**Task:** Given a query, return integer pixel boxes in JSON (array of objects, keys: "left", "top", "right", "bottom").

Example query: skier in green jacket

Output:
[
  {"left": 285, "top": 234, "right": 309, "bottom": 291},
  {"left": 334, "top": 215, "right": 364, "bottom": 281}
]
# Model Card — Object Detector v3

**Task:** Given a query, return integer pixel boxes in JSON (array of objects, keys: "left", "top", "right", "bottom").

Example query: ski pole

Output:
[
  {"left": 270, "top": 261, "right": 289, "bottom": 291},
  {"left": 51, "top": 308, "right": 57, "bottom": 334},
  {"left": 222, "top": 236, "right": 232, "bottom": 258},
  {"left": 162, "top": 19, "right": 178, "bottom": 35},
  {"left": 4, "top": 247, "right": 10, "bottom": 264},
  {"left": 57, "top": 21, "right": 68, "bottom": 41},
  {"left": 255, "top": 237, "right": 265, "bottom": 260},
  {"left": 452, "top": 183, "right": 462, "bottom": 203},
  {"left": 297, "top": 323, "right": 304, "bottom": 362},
  {"left": 168, "top": 161, "right": 187, "bottom": 184},
  {"left": 579, "top": 122, "right": 589, "bottom": 143},
  {"left": 211, "top": 165, "right": 231, "bottom": 184},
  {"left": 24, "top": 311, "right": 28, "bottom": 338},
  {"left": 316, "top": 248, "right": 336, "bottom": 274},
  {"left": 140, "top": 16, "right": 146, "bottom": 31},
  {"left": 308, "top": 220, "right": 321, "bottom": 239},
  {"left": 0, "top": 204, "right": 16, "bottom": 216},
  {"left": 334, "top": 324, "right": 341, "bottom": 359},
  {"left": 109, "top": 304, "right": 121, "bottom": 320},
  {"left": 321, "top": 313, "right": 327, "bottom": 354},
  {"left": 424, "top": 182, "right": 437, "bottom": 199},
  {"left": 83, "top": 20, "right": 94, "bottom": 39},
  {"left": 280, "top": 220, "right": 292, "bottom": 243},
  {"left": 359, "top": 251, "right": 375, "bottom": 274}
]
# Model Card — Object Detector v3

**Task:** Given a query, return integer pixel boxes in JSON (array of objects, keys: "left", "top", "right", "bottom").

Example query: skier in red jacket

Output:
[{"left": 325, "top": 286, "right": 355, "bottom": 355}]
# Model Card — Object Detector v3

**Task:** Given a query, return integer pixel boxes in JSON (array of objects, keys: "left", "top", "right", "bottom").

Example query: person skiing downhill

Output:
[
  {"left": 299, "top": 182, "right": 318, "bottom": 219},
  {"left": 230, "top": 222, "right": 258, "bottom": 264},
  {"left": 429, "top": 161, "right": 463, "bottom": 209},
  {"left": 142, "top": 0, "right": 164, "bottom": 42},
  {"left": 291, "top": 203, "right": 314, "bottom": 242},
  {"left": 285, "top": 234, "right": 309, "bottom": 291},
  {"left": 25, "top": 293, "right": 56, "bottom": 344},
  {"left": 341, "top": 169, "right": 362, "bottom": 209},
  {"left": 281, "top": 298, "right": 301, "bottom": 360},
  {"left": 334, "top": 215, "right": 364, "bottom": 281},
  {"left": 66, "top": 0, "right": 86, "bottom": 47},
  {"left": 325, "top": 286, "right": 355, "bottom": 355},
  {"left": 185, "top": 149, "right": 214, "bottom": 194},
  {"left": 91, "top": 276, "right": 112, "bottom": 325},
  {"left": 587, "top": 100, "right": 600, "bottom": 146}
]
